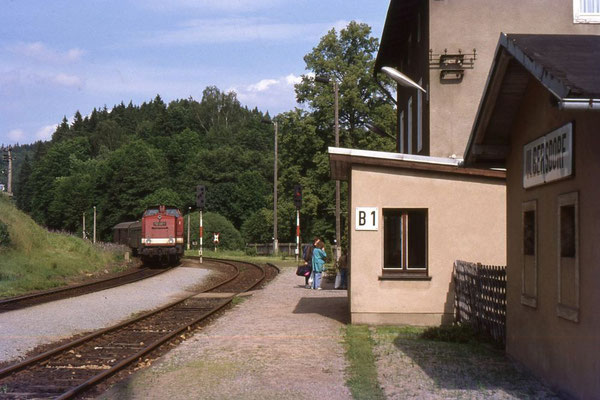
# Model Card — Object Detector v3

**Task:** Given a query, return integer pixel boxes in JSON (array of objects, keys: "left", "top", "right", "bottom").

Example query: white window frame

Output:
[
  {"left": 557, "top": 191, "right": 580, "bottom": 322},
  {"left": 399, "top": 110, "right": 405, "bottom": 153},
  {"left": 407, "top": 97, "right": 413, "bottom": 154},
  {"left": 521, "top": 200, "right": 538, "bottom": 308},
  {"left": 417, "top": 79, "right": 423, "bottom": 153},
  {"left": 574, "top": 0, "right": 600, "bottom": 23}
]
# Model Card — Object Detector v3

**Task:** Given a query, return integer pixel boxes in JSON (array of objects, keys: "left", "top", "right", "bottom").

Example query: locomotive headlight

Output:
[
  {"left": 168, "top": 237, "right": 175, "bottom": 244},
  {"left": 146, "top": 238, "right": 152, "bottom": 244}
]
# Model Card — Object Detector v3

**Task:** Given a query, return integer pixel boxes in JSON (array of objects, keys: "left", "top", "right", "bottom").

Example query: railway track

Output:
[
  {"left": 0, "top": 265, "right": 175, "bottom": 313},
  {"left": 0, "top": 258, "right": 277, "bottom": 399}
]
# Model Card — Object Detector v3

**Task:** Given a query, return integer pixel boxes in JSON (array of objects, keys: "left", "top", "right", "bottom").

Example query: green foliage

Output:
[
  {"left": 138, "top": 188, "right": 183, "bottom": 215},
  {"left": 185, "top": 211, "right": 244, "bottom": 250},
  {"left": 0, "top": 221, "right": 10, "bottom": 247},
  {"left": 0, "top": 195, "right": 125, "bottom": 297},
  {"left": 344, "top": 325, "right": 386, "bottom": 400},
  {"left": 421, "top": 323, "right": 501, "bottom": 348}
]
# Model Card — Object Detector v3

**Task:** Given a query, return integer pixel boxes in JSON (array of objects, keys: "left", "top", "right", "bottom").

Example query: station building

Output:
[
  {"left": 464, "top": 33, "right": 600, "bottom": 400},
  {"left": 328, "top": 0, "right": 600, "bottom": 330}
]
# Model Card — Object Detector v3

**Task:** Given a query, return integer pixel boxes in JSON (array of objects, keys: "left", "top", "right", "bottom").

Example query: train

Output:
[{"left": 113, "top": 205, "right": 185, "bottom": 265}]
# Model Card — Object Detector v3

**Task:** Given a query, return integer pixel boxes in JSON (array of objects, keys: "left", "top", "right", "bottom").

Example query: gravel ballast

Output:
[
  {"left": 0, "top": 262, "right": 211, "bottom": 364},
  {"left": 101, "top": 266, "right": 352, "bottom": 400}
]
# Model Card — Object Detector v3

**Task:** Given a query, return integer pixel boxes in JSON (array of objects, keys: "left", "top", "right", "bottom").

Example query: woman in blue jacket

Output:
[{"left": 311, "top": 240, "right": 327, "bottom": 290}]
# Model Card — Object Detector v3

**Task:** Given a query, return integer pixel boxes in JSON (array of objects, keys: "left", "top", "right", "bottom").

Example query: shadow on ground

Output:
[
  {"left": 293, "top": 296, "right": 349, "bottom": 324},
  {"left": 390, "top": 333, "right": 562, "bottom": 399}
]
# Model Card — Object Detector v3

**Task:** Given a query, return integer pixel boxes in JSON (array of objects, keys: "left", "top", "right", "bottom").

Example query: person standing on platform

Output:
[
  {"left": 303, "top": 237, "right": 319, "bottom": 288},
  {"left": 311, "top": 240, "right": 327, "bottom": 290}
]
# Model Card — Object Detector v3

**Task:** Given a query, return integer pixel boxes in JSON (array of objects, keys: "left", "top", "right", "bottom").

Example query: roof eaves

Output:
[{"left": 501, "top": 34, "right": 570, "bottom": 99}]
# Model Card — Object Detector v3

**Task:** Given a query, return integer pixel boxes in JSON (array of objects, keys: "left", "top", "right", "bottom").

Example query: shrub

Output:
[
  {"left": 0, "top": 221, "right": 10, "bottom": 247},
  {"left": 420, "top": 323, "right": 477, "bottom": 343}
]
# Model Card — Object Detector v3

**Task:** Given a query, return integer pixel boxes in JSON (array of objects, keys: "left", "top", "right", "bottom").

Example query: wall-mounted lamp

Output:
[
  {"left": 365, "top": 122, "right": 395, "bottom": 140},
  {"left": 381, "top": 67, "right": 426, "bottom": 93}
]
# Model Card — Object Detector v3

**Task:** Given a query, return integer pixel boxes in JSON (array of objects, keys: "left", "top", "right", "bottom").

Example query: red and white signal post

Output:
[
  {"left": 293, "top": 185, "right": 302, "bottom": 262},
  {"left": 196, "top": 185, "right": 206, "bottom": 264}
]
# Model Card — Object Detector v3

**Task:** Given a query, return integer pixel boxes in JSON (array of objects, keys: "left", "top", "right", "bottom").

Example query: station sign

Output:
[
  {"left": 355, "top": 207, "right": 378, "bottom": 231},
  {"left": 523, "top": 122, "right": 573, "bottom": 189}
]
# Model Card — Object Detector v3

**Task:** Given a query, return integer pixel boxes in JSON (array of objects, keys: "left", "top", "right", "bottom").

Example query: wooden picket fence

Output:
[{"left": 453, "top": 260, "right": 507, "bottom": 344}]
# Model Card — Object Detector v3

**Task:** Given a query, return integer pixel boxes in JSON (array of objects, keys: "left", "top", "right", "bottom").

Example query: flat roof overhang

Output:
[{"left": 329, "top": 147, "right": 505, "bottom": 181}]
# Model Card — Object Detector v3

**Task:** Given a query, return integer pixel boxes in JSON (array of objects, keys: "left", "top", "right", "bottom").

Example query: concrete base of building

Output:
[{"left": 351, "top": 312, "right": 454, "bottom": 326}]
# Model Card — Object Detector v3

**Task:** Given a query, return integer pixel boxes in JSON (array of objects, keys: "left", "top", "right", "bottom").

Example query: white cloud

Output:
[
  {"left": 36, "top": 125, "right": 57, "bottom": 141},
  {"left": 247, "top": 78, "right": 278, "bottom": 92},
  {"left": 52, "top": 73, "right": 83, "bottom": 88},
  {"left": 149, "top": 18, "right": 349, "bottom": 45},
  {"left": 232, "top": 73, "right": 301, "bottom": 114},
  {"left": 8, "top": 129, "right": 25, "bottom": 142},
  {"left": 9, "top": 42, "right": 84, "bottom": 63}
]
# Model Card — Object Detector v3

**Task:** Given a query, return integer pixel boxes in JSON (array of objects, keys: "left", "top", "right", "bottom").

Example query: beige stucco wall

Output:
[
  {"left": 429, "top": 0, "right": 600, "bottom": 158},
  {"left": 505, "top": 79, "right": 600, "bottom": 399},
  {"left": 349, "top": 165, "right": 505, "bottom": 325}
]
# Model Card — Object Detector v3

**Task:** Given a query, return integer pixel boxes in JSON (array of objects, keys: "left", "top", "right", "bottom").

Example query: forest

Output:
[{"left": 4, "top": 22, "right": 396, "bottom": 249}]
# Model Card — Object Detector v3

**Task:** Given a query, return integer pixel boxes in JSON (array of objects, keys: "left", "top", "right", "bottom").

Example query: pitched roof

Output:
[
  {"left": 374, "top": 0, "right": 421, "bottom": 73},
  {"left": 464, "top": 33, "right": 600, "bottom": 167}
]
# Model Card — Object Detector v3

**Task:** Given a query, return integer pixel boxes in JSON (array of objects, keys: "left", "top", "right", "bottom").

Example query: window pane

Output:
[
  {"left": 384, "top": 211, "right": 402, "bottom": 268},
  {"left": 407, "top": 211, "right": 427, "bottom": 269},
  {"left": 560, "top": 205, "right": 576, "bottom": 257},
  {"left": 581, "top": 0, "right": 600, "bottom": 13},
  {"left": 523, "top": 210, "right": 535, "bottom": 255}
]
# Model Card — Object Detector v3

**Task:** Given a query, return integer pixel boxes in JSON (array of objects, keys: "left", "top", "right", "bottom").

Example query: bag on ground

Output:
[
  {"left": 296, "top": 264, "right": 311, "bottom": 277},
  {"left": 334, "top": 271, "right": 342, "bottom": 289}
]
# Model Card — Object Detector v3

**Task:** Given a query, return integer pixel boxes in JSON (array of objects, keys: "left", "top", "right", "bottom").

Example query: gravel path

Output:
[
  {"left": 0, "top": 261, "right": 210, "bottom": 364},
  {"left": 100, "top": 267, "right": 352, "bottom": 400}
]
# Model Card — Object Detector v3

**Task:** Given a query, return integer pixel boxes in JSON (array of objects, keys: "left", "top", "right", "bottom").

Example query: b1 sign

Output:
[{"left": 356, "top": 207, "right": 378, "bottom": 231}]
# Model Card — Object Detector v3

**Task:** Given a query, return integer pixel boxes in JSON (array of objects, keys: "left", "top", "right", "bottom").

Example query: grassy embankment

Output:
[{"left": 0, "top": 194, "right": 127, "bottom": 298}]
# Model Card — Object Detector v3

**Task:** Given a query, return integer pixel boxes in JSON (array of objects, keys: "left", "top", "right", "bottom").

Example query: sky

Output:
[{"left": 0, "top": 0, "right": 391, "bottom": 146}]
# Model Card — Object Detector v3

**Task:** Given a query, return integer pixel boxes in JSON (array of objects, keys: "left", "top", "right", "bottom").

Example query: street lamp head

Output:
[
  {"left": 366, "top": 122, "right": 395, "bottom": 140},
  {"left": 314, "top": 75, "right": 330, "bottom": 84},
  {"left": 381, "top": 67, "right": 426, "bottom": 94}
]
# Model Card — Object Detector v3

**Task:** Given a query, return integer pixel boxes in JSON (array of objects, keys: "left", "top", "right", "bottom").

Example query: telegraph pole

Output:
[
  {"left": 273, "top": 121, "right": 278, "bottom": 257},
  {"left": 334, "top": 80, "right": 341, "bottom": 263},
  {"left": 187, "top": 207, "right": 191, "bottom": 251},
  {"left": 93, "top": 206, "right": 97, "bottom": 244},
  {"left": 2, "top": 146, "right": 13, "bottom": 196},
  {"left": 7, "top": 146, "right": 12, "bottom": 196}
]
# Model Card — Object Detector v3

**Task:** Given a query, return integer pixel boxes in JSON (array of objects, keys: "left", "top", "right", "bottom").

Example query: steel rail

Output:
[
  {"left": 57, "top": 260, "right": 267, "bottom": 399},
  {"left": 56, "top": 297, "right": 234, "bottom": 400},
  {"left": 0, "top": 261, "right": 240, "bottom": 380}
]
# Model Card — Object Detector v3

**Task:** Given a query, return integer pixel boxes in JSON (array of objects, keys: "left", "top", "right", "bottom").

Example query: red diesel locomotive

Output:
[{"left": 113, "top": 205, "right": 185, "bottom": 265}]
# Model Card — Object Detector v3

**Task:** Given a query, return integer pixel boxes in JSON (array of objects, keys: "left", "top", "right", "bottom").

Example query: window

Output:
[
  {"left": 399, "top": 111, "right": 405, "bottom": 153},
  {"left": 574, "top": 0, "right": 600, "bottom": 23},
  {"left": 407, "top": 97, "right": 413, "bottom": 154},
  {"left": 557, "top": 192, "right": 579, "bottom": 322},
  {"left": 383, "top": 209, "right": 428, "bottom": 274},
  {"left": 417, "top": 79, "right": 423, "bottom": 153},
  {"left": 521, "top": 201, "right": 537, "bottom": 307}
]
